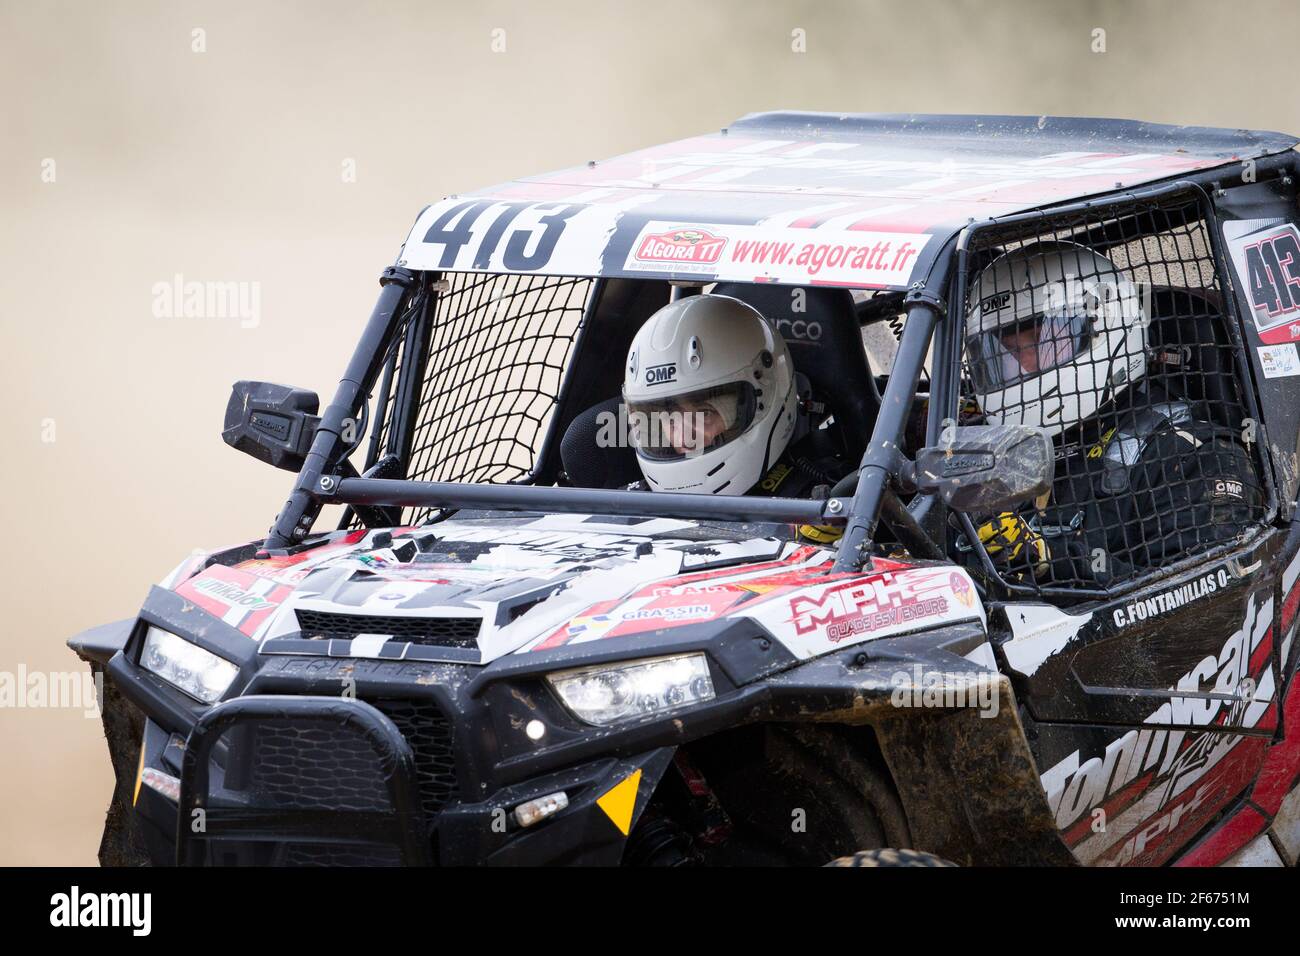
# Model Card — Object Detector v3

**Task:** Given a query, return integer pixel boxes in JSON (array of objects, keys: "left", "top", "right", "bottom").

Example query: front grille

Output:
[
  {"left": 245, "top": 700, "right": 458, "bottom": 823},
  {"left": 182, "top": 696, "right": 445, "bottom": 866},
  {"left": 280, "top": 843, "right": 403, "bottom": 867},
  {"left": 249, "top": 721, "right": 393, "bottom": 812},
  {"left": 369, "top": 698, "right": 458, "bottom": 819},
  {"left": 295, "top": 609, "right": 481, "bottom": 648}
]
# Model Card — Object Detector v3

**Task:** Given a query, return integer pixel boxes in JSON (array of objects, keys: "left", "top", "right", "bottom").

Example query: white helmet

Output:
[
  {"left": 966, "top": 241, "right": 1147, "bottom": 437},
  {"left": 622, "top": 294, "right": 797, "bottom": 494}
]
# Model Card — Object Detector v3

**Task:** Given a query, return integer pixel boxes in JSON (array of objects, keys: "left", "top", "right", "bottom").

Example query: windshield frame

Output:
[
  {"left": 261, "top": 264, "right": 944, "bottom": 571},
  {"left": 266, "top": 162, "right": 1279, "bottom": 570}
]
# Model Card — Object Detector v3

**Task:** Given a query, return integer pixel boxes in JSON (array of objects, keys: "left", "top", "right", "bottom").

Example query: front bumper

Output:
[
  {"left": 95, "top": 592, "right": 1072, "bottom": 865},
  {"left": 104, "top": 588, "right": 800, "bottom": 866},
  {"left": 129, "top": 687, "right": 675, "bottom": 867}
]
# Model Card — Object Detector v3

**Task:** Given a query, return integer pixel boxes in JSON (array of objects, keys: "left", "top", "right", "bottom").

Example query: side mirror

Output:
[
  {"left": 910, "top": 424, "right": 1053, "bottom": 513},
  {"left": 222, "top": 381, "right": 320, "bottom": 472}
]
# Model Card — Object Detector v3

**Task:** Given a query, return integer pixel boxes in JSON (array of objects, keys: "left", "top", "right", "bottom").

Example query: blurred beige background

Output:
[{"left": 1, "top": 0, "right": 1297, "bottom": 865}]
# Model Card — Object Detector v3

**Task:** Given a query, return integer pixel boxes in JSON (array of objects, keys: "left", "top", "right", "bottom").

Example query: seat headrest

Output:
[
  {"left": 711, "top": 283, "right": 877, "bottom": 454},
  {"left": 560, "top": 396, "right": 643, "bottom": 489},
  {"left": 1146, "top": 286, "right": 1239, "bottom": 428}
]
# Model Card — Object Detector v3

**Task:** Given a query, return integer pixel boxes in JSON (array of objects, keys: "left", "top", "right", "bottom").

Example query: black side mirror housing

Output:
[
  {"left": 222, "top": 381, "right": 320, "bottom": 472},
  {"left": 910, "top": 424, "right": 1053, "bottom": 513}
]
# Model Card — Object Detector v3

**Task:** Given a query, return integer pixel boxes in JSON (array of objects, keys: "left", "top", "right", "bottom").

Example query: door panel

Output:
[{"left": 997, "top": 532, "right": 1288, "bottom": 865}]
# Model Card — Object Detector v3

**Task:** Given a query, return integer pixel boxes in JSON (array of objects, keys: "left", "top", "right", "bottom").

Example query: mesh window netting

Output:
[
  {"left": 364, "top": 272, "right": 592, "bottom": 525},
  {"left": 957, "top": 191, "right": 1267, "bottom": 599}
]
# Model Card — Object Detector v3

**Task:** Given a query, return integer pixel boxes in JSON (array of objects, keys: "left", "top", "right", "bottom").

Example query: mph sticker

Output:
[
  {"left": 736, "top": 565, "right": 984, "bottom": 659},
  {"left": 1224, "top": 220, "right": 1300, "bottom": 344}
]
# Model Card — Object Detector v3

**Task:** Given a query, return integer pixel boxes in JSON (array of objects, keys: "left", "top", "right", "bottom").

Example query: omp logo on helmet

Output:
[
  {"left": 644, "top": 362, "right": 677, "bottom": 386},
  {"left": 635, "top": 228, "right": 727, "bottom": 264},
  {"left": 979, "top": 291, "right": 1012, "bottom": 313}
]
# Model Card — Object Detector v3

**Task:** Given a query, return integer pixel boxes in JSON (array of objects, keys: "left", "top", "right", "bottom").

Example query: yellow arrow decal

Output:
[{"left": 596, "top": 768, "right": 642, "bottom": 836}]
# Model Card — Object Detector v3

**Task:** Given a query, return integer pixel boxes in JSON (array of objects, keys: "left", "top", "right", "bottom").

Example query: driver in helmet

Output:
[
  {"left": 963, "top": 241, "right": 1260, "bottom": 585},
  {"left": 621, "top": 294, "right": 850, "bottom": 519}
]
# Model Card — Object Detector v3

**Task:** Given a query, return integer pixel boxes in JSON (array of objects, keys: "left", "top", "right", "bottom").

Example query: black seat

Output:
[
  {"left": 560, "top": 396, "right": 643, "bottom": 489},
  {"left": 712, "top": 283, "right": 878, "bottom": 456},
  {"left": 1145, "top": 287, "right": 1242, "bottom": 429}
]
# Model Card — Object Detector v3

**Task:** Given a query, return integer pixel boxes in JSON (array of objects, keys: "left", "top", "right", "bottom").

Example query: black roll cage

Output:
[{"left": 262, "top": 152, "right": 1300, "bottom": 575}]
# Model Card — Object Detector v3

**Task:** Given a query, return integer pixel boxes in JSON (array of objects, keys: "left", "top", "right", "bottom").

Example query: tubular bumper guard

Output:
[{"left": 177, "top": 696, "right": 431, "bottom": 866}]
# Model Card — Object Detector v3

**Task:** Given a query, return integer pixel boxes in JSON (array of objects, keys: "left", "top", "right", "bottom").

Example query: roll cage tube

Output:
[
  {"left": 325, "top": 477, "right": 844, "bottom": 526},
  {"left": 264, "top": 266, "right": 419, "bottom": 549},
  {"left": 267, "top": 262, "right": 948, "bottom": 568},
  {"left": 831, "top": 283, "right": 945, "bottom": 573}
]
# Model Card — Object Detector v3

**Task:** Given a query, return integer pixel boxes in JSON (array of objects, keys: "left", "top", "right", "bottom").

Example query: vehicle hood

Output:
[{"left": 165, "top": 515, "right": 986, "bottom": 665}]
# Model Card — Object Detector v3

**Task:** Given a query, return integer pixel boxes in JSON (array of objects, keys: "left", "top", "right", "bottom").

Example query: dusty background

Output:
[{"left": 2, "top": 0, "right": 1298, "bottom": 865}]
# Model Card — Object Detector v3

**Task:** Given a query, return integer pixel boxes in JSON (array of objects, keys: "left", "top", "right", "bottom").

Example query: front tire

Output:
[
  {"left": 93, "top": 665, "right": 151, "bottom": 866},
  {"left": 826, "top": 848, "right": 956, "bottom": 867}
]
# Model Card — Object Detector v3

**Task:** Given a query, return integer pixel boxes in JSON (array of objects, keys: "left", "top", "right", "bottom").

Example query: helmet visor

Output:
[
  {"left": 966, "top": 307, "right": 1092, "bottom": 393},
  {"left": 625, "top": 382, "right": 758, "bottom": 462}
]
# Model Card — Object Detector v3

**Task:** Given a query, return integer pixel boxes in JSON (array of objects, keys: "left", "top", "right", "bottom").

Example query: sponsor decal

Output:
[
  {"left": 1041, "top": 591, "right": 1275, "bottom": 841},
  {"left": 621, "top": 604, "right": 710, "bottom": 621},
  {"left": 1000, "top": 604, "right": 1095, "bottom": 677},
  {"left": 1111, "top": 568, "right": 1228, "bottom": 628},
  {"left": 1211, "top": 478, "right": 1244, "bottom": 501},
  {"left": 758, "top": 462, "right": 793, "bottom": 493},
  {"left": 177, "top": 565, "right": 295, "bottom": 636},
  {"left": 978, "top": 291, "right": 1011, "bottom": 313},
  {"left": 775, "top": 318, "right": 822, "bottom": 341},
  {"left": 789, "top": 570, "right": 954, "bottom": 643},
  {"left": 734, "top": 564, "right": 984, "bottom": 658},
  {"left": 643, "top": 362, "right": 677, "bottom": 386},
  {"left": 1107, "top": 780, "right": 1216, "bottom": 866},
  {"left": 1256, "top": 342, "right": 1300, "bottom": 378},
  {"left": 625, "top": 220, "right": 930, "bottom": 287},
  {"left": 1085, "top": 426, "right": 1117, "bottom": 460},
  {"left": 1224, "top": 221, "right": 1300, "bottom": 343},
  {"left": 240, "top": 563, "right": 317, "bottom": 586},
  {"left": 566, "top": 613, "right": 615, "bottom": 637},
  {"left": 191, "top": 577, "right": 276, "bottom": 611},
  {"left": 648, "top": 583, "right": 729, "bottom": 597},
  {"left": 949, "top": 572, "right": 975, "bottom": 609},
  {"left": 633, "top": 228, "right": 727, "bottom": 265}
]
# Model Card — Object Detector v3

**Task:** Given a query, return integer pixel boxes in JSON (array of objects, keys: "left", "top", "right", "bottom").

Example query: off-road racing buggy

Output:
[{"left": 72, "top": 112, "right": 1300, "bottom": 867}]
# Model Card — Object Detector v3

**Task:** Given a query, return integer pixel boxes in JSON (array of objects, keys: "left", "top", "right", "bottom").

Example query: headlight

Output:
[
  {"left": 547, "top": 653, "right": 715, "bottom": 726},
  {"left": 140, "top": 626, "right": 238, "bottom": 704}
]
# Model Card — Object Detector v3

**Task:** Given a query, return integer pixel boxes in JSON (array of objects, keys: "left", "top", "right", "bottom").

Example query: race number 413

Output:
[{"left": 418, "top": 200, "right": 581, "bottom": 272}]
